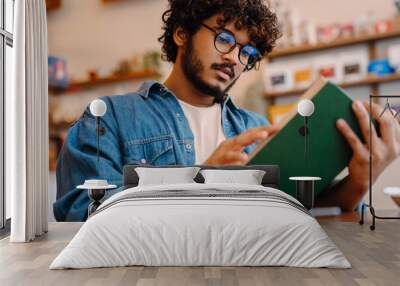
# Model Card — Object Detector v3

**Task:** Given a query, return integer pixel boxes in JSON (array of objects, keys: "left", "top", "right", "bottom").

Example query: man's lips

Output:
[{"left": 214, "top": 66, "right": 234, "bottom": 80}]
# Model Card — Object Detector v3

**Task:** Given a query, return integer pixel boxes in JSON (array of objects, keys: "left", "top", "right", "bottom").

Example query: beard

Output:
[{"left": 181, "top": 39, "right": 238, "bottom": 104}]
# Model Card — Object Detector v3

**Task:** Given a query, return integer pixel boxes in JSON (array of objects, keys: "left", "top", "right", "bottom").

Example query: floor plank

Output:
[{"left": 0, "top": 219, "right": 399, "bottom": 286}]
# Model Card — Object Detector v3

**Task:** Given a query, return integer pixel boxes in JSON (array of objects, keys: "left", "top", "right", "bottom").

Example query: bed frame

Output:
[
  {"left": 122, "top": 164, "right": 280, "bottom": 189},
  {"left": 87, "top": 165, "right": 280, "bottom": 216}
]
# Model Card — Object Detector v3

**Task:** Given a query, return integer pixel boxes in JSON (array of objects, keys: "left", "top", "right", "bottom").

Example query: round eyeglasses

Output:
[{"left": 201, "top": 23, "right": 262, "bottom": 70}]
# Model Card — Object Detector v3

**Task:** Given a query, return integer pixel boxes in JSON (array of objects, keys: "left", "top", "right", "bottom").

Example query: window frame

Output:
[{"left": 0, "top": 0, "right": 14, "bottom": 231}]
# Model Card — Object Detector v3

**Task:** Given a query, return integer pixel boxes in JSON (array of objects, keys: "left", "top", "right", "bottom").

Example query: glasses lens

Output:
[
  {"left": 215, "top": 31, "right": 236, "bottom": 53},
  {"left": 240, "top": 45, "right": 261, "bottom": 66}
]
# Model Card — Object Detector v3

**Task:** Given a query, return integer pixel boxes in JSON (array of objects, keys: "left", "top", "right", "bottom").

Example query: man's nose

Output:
[{"left": 221, "top": 46, "right": 240, "bottom": 66}]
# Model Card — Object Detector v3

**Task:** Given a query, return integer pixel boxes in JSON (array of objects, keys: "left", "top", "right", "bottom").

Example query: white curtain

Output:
[{"left": 7, "top": 0, "right": 49, "bottom": 242}]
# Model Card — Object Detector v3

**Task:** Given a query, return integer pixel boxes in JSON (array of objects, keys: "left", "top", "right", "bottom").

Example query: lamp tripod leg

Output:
[
  {"left": 359, "top": 203, "right": 365, "bottom": 225},
  {"left": 370, "top": 206, "right": 376, "bottom": 231}
]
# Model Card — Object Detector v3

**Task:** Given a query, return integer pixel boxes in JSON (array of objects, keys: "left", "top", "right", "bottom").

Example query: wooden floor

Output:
[{"left": 0, "top": 214, "right": 399, "bottom": 286}]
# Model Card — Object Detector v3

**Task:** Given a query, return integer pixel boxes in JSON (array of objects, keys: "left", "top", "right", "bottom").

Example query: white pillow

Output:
[
  {"left": 135, "top": 167, "right": 201, "bottom": 186},
  {"left": 200, "top": 169, "right": 266, "bottom": 185}
]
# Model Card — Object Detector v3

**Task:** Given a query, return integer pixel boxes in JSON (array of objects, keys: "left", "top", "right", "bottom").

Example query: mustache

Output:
[{"left": 211, "top": 63, "right": 235, "bottom": 79}]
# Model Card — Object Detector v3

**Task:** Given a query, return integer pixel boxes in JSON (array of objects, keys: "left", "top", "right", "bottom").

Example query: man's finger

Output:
[
  {"left": 224, "top": 151, "right": 248, "bottom": 163},
  {"left": 263, "top": 124, "right": 280, "bottom": 134},
  {"left": 364, "top": 101, "right": 397, "bottom": 143},
  {"left": 336, "top": 118, "right": 368, "bottom": 159},
  {"left": 352, "top": 100, "right": 378, "bottom": 147},
  {"left": 248, "top": 125, "right": 279, "bottom": 135},
  {"left": 365, "top": 101, "right": 400, "bottom": 159},
  {"left": 230, "top": 128, "right": 270, "bottom": 149}
]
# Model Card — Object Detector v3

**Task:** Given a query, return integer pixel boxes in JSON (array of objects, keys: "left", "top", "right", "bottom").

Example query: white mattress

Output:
[{"left": 50, "top": 183, "right": 351, "bottom": 269}]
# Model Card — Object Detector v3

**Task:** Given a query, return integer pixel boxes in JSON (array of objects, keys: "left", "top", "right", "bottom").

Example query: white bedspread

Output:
[{"left": 50, "top": 183, "right": 351, "bottom": 269}]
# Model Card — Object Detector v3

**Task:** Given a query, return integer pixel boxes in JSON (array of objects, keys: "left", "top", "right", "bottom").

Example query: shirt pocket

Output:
[{"left": 124, "top": 135, "right": 176, "bottom": 165}]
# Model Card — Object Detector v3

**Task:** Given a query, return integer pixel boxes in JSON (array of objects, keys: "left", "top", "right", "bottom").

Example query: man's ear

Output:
[{"left": 173, "top": 27, "right": 188, "bottom": 47}]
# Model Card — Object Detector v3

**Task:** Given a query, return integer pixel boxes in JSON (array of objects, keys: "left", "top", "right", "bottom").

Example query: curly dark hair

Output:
[{"left": 158, "top": 0, "right": 281, "bottom": 63}]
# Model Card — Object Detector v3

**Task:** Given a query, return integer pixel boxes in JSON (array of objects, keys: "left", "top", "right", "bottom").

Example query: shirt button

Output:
[
  {"left": 186, "top": 143, "right": 192, "bottom": 150},
  {"left": 176, "top": 113, "right": 183, "bottom": 121},
  {"left": 140, "top": 158, "right": 146, "bottom": 164}
]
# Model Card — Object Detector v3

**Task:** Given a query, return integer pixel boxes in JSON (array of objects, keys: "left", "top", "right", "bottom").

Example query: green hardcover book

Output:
[{"left": 247, "top": 77, "right": 367, "bottom": 197}]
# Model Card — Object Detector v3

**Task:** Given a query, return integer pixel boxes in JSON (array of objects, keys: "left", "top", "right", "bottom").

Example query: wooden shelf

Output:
[
  {"left": 102, "top": 0, "right": 127, "bottom": 3},
  {"left": 264, "top": 73, "right": 400, "bottom": 98},
  {"left": 50, "top": 70, "right": 160, "bottom": 94},
  {"left": 267, "top": 29, "right": 400, "bottom": 59},
  {"left": 46, "top": 0, "right": 61, "bottom": 11}
]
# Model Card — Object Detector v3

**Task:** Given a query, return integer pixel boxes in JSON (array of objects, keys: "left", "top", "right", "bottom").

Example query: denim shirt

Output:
[{"left": 54, "top": 80, "right": 269, "bottom": 221}]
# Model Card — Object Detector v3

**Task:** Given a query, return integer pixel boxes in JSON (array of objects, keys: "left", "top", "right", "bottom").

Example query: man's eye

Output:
[
  {"left": 241, "top": 50, "right": 251, "bottom": 57},
  {"left": 242, "top": 46, "right": 260, "bottom": 59},
  {"left": 217, "top": 33, "right": 234, "bottom": 45}
]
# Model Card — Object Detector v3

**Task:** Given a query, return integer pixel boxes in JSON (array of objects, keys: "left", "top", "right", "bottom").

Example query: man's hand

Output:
[
  {"left": 204, "top": 125, "right": 279, "bottom": 166},
  {"left": 337, "top": 100, "right": 400, "bottom": 189},
  {"left": 317, "top": 100, "right": 400, "bottom": 211}
]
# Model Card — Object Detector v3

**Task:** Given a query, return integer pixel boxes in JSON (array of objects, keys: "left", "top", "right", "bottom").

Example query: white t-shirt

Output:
[{"left": 177, "top": 99, "right": 226, "bottom": 164}]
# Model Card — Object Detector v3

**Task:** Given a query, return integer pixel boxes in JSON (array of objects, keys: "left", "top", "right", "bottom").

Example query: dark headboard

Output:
[{"left": 123, "top": 165, "right": 280, "bottom": 189}]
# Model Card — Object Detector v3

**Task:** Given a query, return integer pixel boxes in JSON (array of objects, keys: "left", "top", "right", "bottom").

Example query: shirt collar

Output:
[
  {"left": 223, "top": 95, "right": 239, "bottom": 111},
  {"left": 137, "top": 80, "right": 163, "bottom": 98},
  {"left": 137, "top": 80, "right": 239, "bottom": 111}
]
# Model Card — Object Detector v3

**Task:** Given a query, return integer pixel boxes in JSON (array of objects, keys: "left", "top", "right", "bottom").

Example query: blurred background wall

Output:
[{"left": 46, "top": 0, "right": 400, "bottom": 220}]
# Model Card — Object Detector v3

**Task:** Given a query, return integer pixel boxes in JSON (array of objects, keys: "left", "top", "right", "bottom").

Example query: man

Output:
[{"left": 54, "top": 0, "right": 400, "bottom": 221}]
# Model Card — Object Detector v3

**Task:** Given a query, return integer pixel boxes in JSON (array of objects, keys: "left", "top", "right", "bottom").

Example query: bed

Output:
[{"left": 50, "top": 165, "right": 350, "bottom": 269}]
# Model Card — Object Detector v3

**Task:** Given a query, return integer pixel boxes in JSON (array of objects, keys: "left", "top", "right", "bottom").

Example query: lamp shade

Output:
[
  {"left": 90, "top": 99, "right": 107, "bottom": 117},
  {"left": 297, "top": 99, "right": 315, "bottom": 117}
]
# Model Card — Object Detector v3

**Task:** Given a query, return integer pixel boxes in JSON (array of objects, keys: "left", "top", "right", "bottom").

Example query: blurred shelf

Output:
[
  {"left": 49, "top": 122, "right": 72, "bottom": 132},
  {"left": 46, "top": 0, "right": 61, "bottom": 11},
  {"left": 264, "top": 73, "right": 400, "bottom": 98},
  {"left": 102, "top": 0, "right": 129, "bottom": 3},
  {"left": 267, "top": 29, "right": 400, "bottom": 60},
  {"left": 49, "top": 70, "right": 160, "bottom": 94}
]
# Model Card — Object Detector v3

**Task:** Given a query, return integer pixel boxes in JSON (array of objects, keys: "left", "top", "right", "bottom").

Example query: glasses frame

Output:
[{"left": 200, "top": 23, "right": 261, "bottom": 71}]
